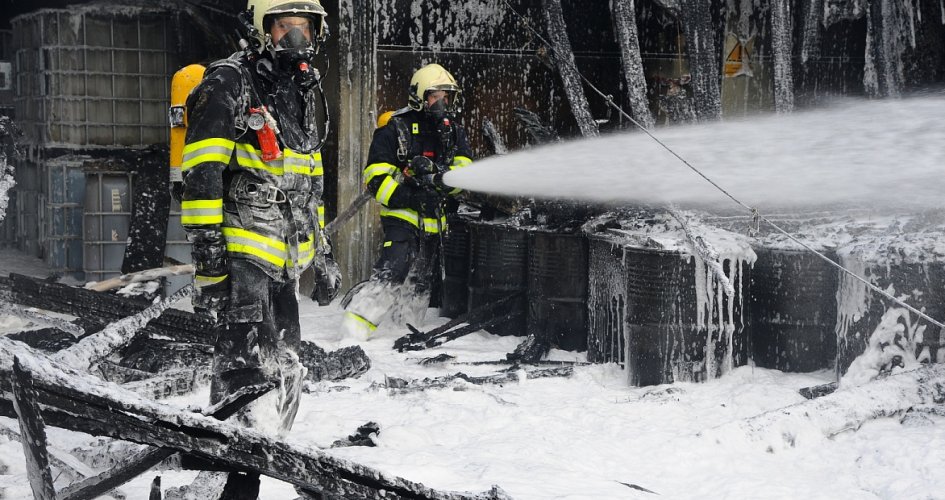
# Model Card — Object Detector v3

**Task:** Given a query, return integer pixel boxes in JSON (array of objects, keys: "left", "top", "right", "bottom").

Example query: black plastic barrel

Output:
[
  {"left": 588, "top": 235, "right": 750, "bottom": 386},
  {"left": 527, "top": 230, "right": 588, "bottom": 352},
  {"left": 467, "top": 222, "right": 528, "bottom": 337},
  {"left": 440, "top": 215, "right": 471, "bottom": 317},
  {"left": 587, "top": 237, "right": 628, "bottom": 365},
  {"left": 833, "top": 258, "right": 945, "bottom": 378},
  {"left": 750, "top": 248, "right": 839, "bottom": 373}
]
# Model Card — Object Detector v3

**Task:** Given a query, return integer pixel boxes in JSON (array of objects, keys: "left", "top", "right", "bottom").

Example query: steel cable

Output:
[{"left": 501, "top": 0, "right": 945, "bottom": 330}]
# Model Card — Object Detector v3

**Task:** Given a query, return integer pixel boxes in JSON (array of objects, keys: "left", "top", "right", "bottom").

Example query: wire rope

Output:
[{"left": 501, "top": 0, "right": 945, "bottom": 330}]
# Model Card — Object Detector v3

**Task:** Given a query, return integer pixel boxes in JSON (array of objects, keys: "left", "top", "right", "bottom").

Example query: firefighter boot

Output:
[{"left": 337, "top": 281, "right": 398, "bottom": 345}]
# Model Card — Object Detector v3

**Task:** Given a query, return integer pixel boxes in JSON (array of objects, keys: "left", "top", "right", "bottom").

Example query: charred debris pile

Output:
[{"left": 0, "top": 271, "right": 524, "bottom": 499}]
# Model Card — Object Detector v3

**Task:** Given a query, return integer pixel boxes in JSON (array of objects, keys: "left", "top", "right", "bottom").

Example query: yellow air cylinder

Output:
[
  {"left": 169, "top": 64, "right": 206, "bottom": 185},
  {"left": 377, "top": 110, "right": 394, "bottom": 128}
]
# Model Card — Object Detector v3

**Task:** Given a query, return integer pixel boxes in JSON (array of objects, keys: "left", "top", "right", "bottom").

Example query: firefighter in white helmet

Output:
[
  {"left": 179, "top": 0, "right": 336, "bottom": 496},
  {"left": 338, "top": 63, "right": 473, "bottom": 343}
]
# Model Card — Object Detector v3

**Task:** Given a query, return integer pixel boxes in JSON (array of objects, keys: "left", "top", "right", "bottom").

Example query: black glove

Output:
[
  {"left": 410, "top": 155, "right": 436, "bottom": 176},
  {"left": 431, "top": 171, "right": 452, "bottom": 191},
  {"left": 188, "top": 228, "right": 229, "bottom": 316},
  {"left": 311, "top": 257, "right": 342, "bottom": 306},
  {"left": 408, "top": 188, "right": 441, "bottom": 213},
  {"left": 189, "top": 228, "right": 227, "bottom": 273},
  {"left": 193, "top": 276, "right": 229, "bottom": 316}
]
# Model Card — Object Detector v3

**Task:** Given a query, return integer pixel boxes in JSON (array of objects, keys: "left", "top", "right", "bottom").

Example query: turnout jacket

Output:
[
  {"left": 364, "top": 108, "right": 473, "bottom": 235},
  {"left": 181, "top": 55, "right": 326, "bottom": 282}
]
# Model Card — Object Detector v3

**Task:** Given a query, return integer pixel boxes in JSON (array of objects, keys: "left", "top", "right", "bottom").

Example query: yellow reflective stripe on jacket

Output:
[
  {"left": 195, "top": 274, "right": 228, "bottom": 287},
  {"left": 233, "top": 145, "right": 323, "bottom": 177},
  {"left": 376, "top": 176, "right": 399, "bottom": 205},
  {"left": 289, "top": 235, "right": 315, "bottom": 267},
  {"left": 284, "top": 150, "right": 321, "bottom": 176},
  {"left": 364, "top": 163, "right": 398, "bottom": 184},
  {"left": 221, "top": 227, "right": 288, "bottom": 267},
  {"left": 317, "top": 205, "right": 325, "bottom": 228},
  {"left": 310, "top": 152, "right": 324, "bottom": 176},
  {"left": 182, "top": 138, "right": 236, "bottom": 171},
  {"left": 378, "top": 207, "right": 447, "bottom": 234},
  {"left": 181, "top": 199, "right": 223, "bottom": 226},
  {"left": 234, "top": 144, "right": 284, "bottom": 175}
]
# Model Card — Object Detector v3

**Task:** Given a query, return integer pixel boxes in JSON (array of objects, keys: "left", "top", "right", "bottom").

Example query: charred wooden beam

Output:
[
  {"left": 9, "top": 273, "right": 214, "bottom": 344},
  {"left": 56, "top": 382, "right": 275, "bottom": 500},
  {"left": 0, "top": 338, "right": 511, "bottom": 500},
  {"left": 611, "top": 0, "right": 655, "bottom": 129},
  {"left": 53, "top": 284, "right": 195, "bottom": 371},
  {"left": 381, "top": 366, "right": 574, "bottom": 394},
  {"left": 394, "top": 293, "right": 523, "bottom": 352},
  {"left": 149, "top": 476, "right": 162, "bottom": 500},
  {"left": 6, "top": 318, "right": 104, "bottom": 353},
  {"left": 0, "top": 298, "right": 86, "bottom": 335},
  {"left": 11, "top": 356, "right": 57, "bottom": 500},
  {"left": 120, "top": 367, "right": 208, "bottom": 400}
]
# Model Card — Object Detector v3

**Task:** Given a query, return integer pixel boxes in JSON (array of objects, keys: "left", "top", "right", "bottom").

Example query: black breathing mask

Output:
[
  {"left": 426, "top": 98, "right": 458, "bottom": 123},
  {"left": 275, "top": 28, "right": 314, "bottom": 66}
]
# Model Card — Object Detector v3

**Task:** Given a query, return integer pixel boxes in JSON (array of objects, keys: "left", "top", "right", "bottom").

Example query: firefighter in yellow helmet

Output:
[
  {"left": 179, "top": 1, "right": 335, "bottom": 495},
  {"left": 338, "top": 63, "right": 473, "bottom": 344}
]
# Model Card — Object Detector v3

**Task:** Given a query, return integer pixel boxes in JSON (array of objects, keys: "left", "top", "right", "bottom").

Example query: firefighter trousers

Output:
[{"left": 340, "top": 224, "right": 440, "bottom": 341}]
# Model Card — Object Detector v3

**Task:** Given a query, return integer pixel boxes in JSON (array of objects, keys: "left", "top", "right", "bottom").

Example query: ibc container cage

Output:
[
  {"left": 11, "top": 6, "right": 189, "bottom": 148},
  {"left": 9, "top": 156, "right": 41, "bottom": 257},
  {"left": 83, "top": 166, "right": 134, "bottom": 283},
  {"left": 45, "top": 155, "right": 86, "bottom": 278}
]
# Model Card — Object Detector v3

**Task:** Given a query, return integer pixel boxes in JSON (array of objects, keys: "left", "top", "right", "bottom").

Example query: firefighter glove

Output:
[
  {"left": 410, "top": 155, "right": 435, "bottom": 176},
  {"left": 188, "top": 228, "right": 229, "bottom": 316},
  {"left": 311, "top": 257, "right": 342, "bottom": 306},
  {"left": 189, "top": 228, "right": 227, "bottom": 274},
  {"left": 408, "top": 188, "right": 441, "bottom": 213},
  {"left": 431, "top": 172, "right": 451, "bottom": 191},
  {"left": 193, "top": 275, "right": 229, "bottom": 317}
]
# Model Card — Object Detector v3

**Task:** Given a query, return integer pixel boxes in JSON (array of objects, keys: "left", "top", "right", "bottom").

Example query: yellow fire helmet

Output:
[
  {"left": 407, "top": 63, "right": 461, "bottom": 112},
  {"left": 246, "top": 0, "right": 328, "bottom": 52}
]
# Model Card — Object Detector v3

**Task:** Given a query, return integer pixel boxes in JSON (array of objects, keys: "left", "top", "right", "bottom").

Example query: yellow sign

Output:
[{"left": 723, "top": 33, "right": 754, "bottom": 78}]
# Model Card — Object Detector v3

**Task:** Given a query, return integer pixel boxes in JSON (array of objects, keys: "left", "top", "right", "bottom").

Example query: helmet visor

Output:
[
  {"left": 423, "top": 86, "right": 460, "bottom": 112},
  {"left": 266, "top": 14, "right": 321, "bottom": 47}
]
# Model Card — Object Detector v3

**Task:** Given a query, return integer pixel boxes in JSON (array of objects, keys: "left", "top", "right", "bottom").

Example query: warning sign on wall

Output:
[{"left": 723, "top": 33, "right": 755, "bottom": 78}]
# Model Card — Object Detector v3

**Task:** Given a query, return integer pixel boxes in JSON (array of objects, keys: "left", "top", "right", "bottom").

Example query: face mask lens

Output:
[
  {"left": 432, "top": 99, "right": 451, "bottom": 115},
  {"left": 268, "top": 16, "right": 316, "bottom": 49},
  {"left": 278, "top": 27, "right": 309, "bottom": 50}
]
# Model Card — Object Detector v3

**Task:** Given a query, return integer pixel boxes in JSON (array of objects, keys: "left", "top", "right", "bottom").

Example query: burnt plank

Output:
[
  {"left": 11, "top": 356, "right": 57, "bottom": 500},
  {"left": 58, "top": 383, "right": 275, "bottom": 500},
  {"left": 52, "top": 284, "right": 196, "bottom": 371},
  {"left": 9, "top": 273, "right": 214, "bottom": 344},
  {"left": 149, "top": 476, "right": 162, "bottom": 500},
  {"left": 0, "top": 338, "right": 509, "bottom": 500},
  {"left": 59, "top": 448, "right": 172, "bottom": 500}
]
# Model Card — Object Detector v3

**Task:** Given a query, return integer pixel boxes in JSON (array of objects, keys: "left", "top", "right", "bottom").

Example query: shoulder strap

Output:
[
  {"left": 204, "top": 56, "right": 252, "bottom": 135},
  {"left": 388, "top": 116, "right": 413, "bottom": 163}
]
